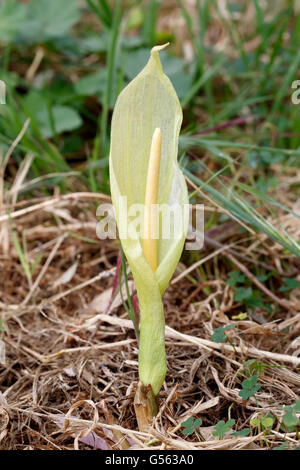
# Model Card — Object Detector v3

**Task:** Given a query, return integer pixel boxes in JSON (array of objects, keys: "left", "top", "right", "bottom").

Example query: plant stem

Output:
[{"left": 134, "top": 381, "right": 158, "bottom": 432}]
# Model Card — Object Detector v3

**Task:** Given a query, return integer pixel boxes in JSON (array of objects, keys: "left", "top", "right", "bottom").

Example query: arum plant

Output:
[{"left": 109, "top": 44, "right": 189, "bottom": 430}]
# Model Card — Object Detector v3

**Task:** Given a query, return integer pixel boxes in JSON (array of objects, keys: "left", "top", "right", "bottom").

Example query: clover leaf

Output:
[
  {"left": 181, "top": 416, "right": 202, "bottom": 436},
  {"left": 211, "top": 324, "right": 235, "bottom": 343},
  {"left": 213, "top": 419, "right": 236, "bottom": 439},
  {"left": 279, "top": 278, "right": 300, "bottom": 292},
  {"left": 239, "top": 375, "right": 261, "bottom": 400}
]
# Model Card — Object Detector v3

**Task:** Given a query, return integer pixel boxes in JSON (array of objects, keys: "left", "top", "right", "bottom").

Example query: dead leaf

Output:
[
  {"left": 53, "top": 261, "right": 78, "bottom": 288},
  {"left": 0, "top": 340, "right": 5, "bottom": 365},
  {"left": 87, "top": 281, "right": 135, "bottom": 315}
]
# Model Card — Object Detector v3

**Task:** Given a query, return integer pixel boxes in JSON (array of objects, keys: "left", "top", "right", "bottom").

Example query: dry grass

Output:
[{"left": 0, "top": 178, "right": 299, "bottom": 449}]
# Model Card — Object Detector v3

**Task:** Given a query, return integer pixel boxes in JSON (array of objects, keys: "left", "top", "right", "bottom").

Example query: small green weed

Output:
[
  {"left": 213, "top": 419, "right": 236, "bottom": 439},
  {"left": 250, "top": 413, "right": 275, "bottom": 435},
  {"left": 181, "top": 417, "right": 203, "bottom": 436},
  {"left": 281, "top": 401, "right": 300, "bottom": 431},
  {"left": 226, "top": 271, "right": 245, "bottom": 286},
  {"left": 226, "top": 270, "right": 276, "bottom": 313},
  {"left": 239, "top": 359, "right": 284, "bottom": 378},
  {"left": 239, "top": 375, "right": 261, "bottom": 401},
  {"left": 273, "top": 442, "right": 289, "bottom": 450},
  {"left": 211, "top": 324, "right": 235, "bottom": 343},
  {"left": 279, "top": 278, "right": 300, "bottom": 292}
]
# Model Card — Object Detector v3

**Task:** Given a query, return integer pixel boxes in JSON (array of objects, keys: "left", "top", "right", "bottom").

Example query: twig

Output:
[
  {"left": 46, "top": 268, "right": 116, "bottom": 303},
  {"left": 22, "top": 235, "right": 66, "bottom": 306},
  {"left": 0, "top": 192, "right": 111, "bottom": 224},
  {"left": 194, "top": 114, "right": 260, "bottom": 135},
  {"left": 7, "top": 338, "right": 134, "bottom": 363},
  {"left": 25, "top": 47, "right": 44, "bottom": 82},
  {"left": 171, "top": 244, "right": 232, "bottom": 284}
]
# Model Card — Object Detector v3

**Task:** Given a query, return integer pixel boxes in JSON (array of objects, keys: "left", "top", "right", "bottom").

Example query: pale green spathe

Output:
[{"left": 109, "top": 45, "right": 189, "bottom": 396}]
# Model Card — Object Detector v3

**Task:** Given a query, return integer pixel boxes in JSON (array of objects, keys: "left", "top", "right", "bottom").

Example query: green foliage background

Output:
[{"left": 0, "top": 0, "right": 299, "bottom": 257}]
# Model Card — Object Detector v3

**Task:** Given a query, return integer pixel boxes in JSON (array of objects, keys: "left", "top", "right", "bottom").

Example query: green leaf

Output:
[
  {"left": 247, "top": 150, "right": 284, "bottom": 168},
  {"left": 74, "top": 69, "right": 118, "bottom": 106},
  {"left": 294, "top": 400, "right": 300, "bottom": 412},
  {"left": 19, "top": 0, "right": 80, "bottom": 42},
  {"left": 239, "top": 375, "right": 261, "bottom": 400},
  {"left": 255, "top": 177, "right": 278, "bottom": 194},
  {"left": 240, "top": 359, "right": 269, "bottom": 377},
  {"left": 256, "top": 274, "right": 268, "bottom": 282},
  {"left": 181, "top": 417, "right": 194, "bottom": 428},
  {"left": 182, "top": 427, "right": 194, "bottom": 436},
  {"left": 37, "top": 106, "right": 83, "bottom": 138},
  {"left": 211, "top": 324, "right": 235, "bottom": 343},
  {"left": 234, "top": 287, "right": 253, "bottom": 302},
  {"left": 181, "top": 416, "right": 202, "bottom": 436},
  {"left": 193, "top": 418, "right": 203, "bottom": 428},
  {"left": 261, "top": 416, "right": 274, "bottom": 429},
  {"left": 244, "top": 292, "right": 264, "bottom": 309},
  {"left": 227, "top": 270, "right": 246, "bottom": 286},
  {"left": 273, "top": 442, "right": 288, "bottom": 450},
  {"left": 0, "top": 0, "right": 27, "bottom": 41},
  {"left": 283, "top": 411, "right": 299, "bottom": 428},
  {"left": 279, "top": 278, "right": 300, "bottom": 292},
  {"left": 250, "top": 417, "right": 260, "bottom": 428},
  {"left": 250, "top": 413, "right": 274, "bottom": 431},
  {"left": 79, "top": 35, "right": 108, "bottom": 54},
  {"left": 22, "top": 92, "right": 82, "bottom": 138},
  {"left": 74, "top": 70, "right": 107, "bottom": 96},
  {"left": 213, "top": 419, "right": 236, "bottom": 439}
]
